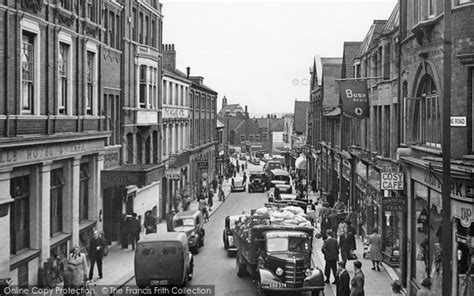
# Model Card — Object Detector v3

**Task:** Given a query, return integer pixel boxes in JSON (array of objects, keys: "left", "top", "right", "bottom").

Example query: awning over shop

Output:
[
  {"left": 323, "top": 107, "right": 341, "bottom": 117},
  {"left": 101, "top": 164, "right": 165, "bottom": 189}
]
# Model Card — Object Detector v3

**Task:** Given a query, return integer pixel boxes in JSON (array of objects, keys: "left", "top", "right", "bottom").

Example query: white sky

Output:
[{"left": 161, "top": 0, "right": 397, "bottom": 115}]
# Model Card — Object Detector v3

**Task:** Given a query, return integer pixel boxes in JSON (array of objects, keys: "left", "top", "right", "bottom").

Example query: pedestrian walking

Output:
[
  {"left": 207, "top": 187, "right": 214, "bottom": 211},
  {"left": 218, "top": 184, "right": 225, "bottom": 201},
  {"left": 339, "top": 227, "right": 353, "bottom": 264},
  {"left": 321, "top": 216, "right": 331, "bottom": 240},
  {"left": 211, "top": 177, "right": 218, "bottom": 193},
  {"left": 336, "top": 261, "right": 350, "bottom": 296},
  {"left": 350, "top": 260, "right": 365, "bottom": 296},
  {"left": 63, "top": 246, "right": 88, "bottom": 288},
  {"left": 346, "top": 220, "right": 357, "bottom": 249},
  {"left": 368, "top": 228, "right": 383, "bottom": 271},
  {"left": 120, "top": 214, "right": 129, "bottom": 249},
  {"left": 88, "top": 230, "right": 106, "bottom": 280},
  {"left": 144, "top": 210, "right": 157, "bottom": 234},
  {"left": 198, "top": 196, "right": 209, "bottom": 222},
  {"left": 166, "top": 209, "right": 176, "bottom": 232},
  {"left": 322, "top": 230, "right": 339, "bottom": 284},
  {"left": 128, "top": 213, "right": 141, "bottom": 250},
  {"left": 241, "top": 163, "right": 245, "bottom": 172},
  {"left": 416, "top": 278, "right": 434, "bottom": 296},
  {"left": 242, "top": 172, "right": 247, "bottom": 184},
  {"left": 390, "top": 280, "right": 403, "bottom": 296}
]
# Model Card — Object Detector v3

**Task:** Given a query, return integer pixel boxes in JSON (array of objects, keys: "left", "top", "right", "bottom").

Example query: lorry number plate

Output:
[{"left": 268, "top": 282, "right": 287, "bottom": 288}]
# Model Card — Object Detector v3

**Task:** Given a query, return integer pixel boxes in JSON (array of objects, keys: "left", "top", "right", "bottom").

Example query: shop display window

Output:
[{"left": 413, "top": 182, "right": 443, "bottom": 295}]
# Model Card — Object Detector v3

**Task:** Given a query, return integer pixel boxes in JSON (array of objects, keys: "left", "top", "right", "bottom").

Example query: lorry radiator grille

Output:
[{"left": 283, "top": 262, "right": 305, "bottom": 287}]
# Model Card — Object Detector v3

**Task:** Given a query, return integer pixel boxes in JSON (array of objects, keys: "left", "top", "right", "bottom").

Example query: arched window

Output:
[{"left": 406, "top": 74, "right": 440, "bottom": 148}]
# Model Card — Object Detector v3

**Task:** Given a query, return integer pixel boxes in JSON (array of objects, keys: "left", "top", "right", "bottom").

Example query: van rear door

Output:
[{"left": 135, "top": 241, "right": 184, "bottom": 286}]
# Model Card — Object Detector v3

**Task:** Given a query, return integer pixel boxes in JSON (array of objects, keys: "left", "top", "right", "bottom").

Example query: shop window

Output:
[
  {"left": 153, "top": 131, "right": 159, "bottom": 163},
  {"left": 79, "top": 163, "right": 90, "bottom": 222},
  {"left": 51, "top": 168, "right": 65, "bottom": 236},
  {"left": 145, "top": 136, "right": 151, "bottom": 164},
  {"left": 10, "top": 175, "right": 30, "bottom": 254},
  {"left": 50, "top": 241, "right": 68, "bottom": 260},
  {"left": 137, "top": 133, "right": 143, "bottom": 164},
  {"left": 127, "top": 133, "right": 134, "bottom": 164},
  {"left": 470, "top": 68, "right": 474, "bottom": 153},
  {"left": 413, "top": 183, "right": 443, "bottom": 295},
  {"left": 456, "top": 221, "right": 474, "bottom": 295}
]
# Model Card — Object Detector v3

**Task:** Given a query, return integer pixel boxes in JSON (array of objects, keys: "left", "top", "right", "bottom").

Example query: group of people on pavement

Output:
[{"left": 119, "top": 213, "right": 141, "bottom": 250}]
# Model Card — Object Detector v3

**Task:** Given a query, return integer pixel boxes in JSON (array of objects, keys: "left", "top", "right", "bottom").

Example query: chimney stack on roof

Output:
[
  {"left": 245, "top": 105, "right": 248, "bottom": 119},
  {"left": 162, "top": 44, "right": 176, "bottom": 70},
  {"left": 186, "top": 67, "right": 190, "bottom": 79}
]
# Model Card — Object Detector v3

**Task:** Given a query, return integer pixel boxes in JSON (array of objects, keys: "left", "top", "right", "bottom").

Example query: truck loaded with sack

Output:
[{"left": 231, "top": 205, "right": 325, "bottom": 296}]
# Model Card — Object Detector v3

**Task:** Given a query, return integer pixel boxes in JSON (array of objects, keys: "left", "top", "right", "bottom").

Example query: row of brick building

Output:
[
  {"left": 0, "top": 0, "right": 218, "bottom": 285},
  {"left": 308, "top": 1, "right": 474, "bottom": 295}
]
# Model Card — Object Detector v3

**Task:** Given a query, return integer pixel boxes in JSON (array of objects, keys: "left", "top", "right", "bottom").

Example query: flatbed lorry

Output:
[{"left": 231, "top": 207, "right": 325, "bottom": 296}]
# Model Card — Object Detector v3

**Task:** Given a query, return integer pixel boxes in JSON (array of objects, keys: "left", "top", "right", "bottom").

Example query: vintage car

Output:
[
  {"left": 248, "top": 171, "right": 267, "bottom": 193},
  {"left": 134, "top": 232, "right": 194, "bottom": 288},
  {"left": 231, "top": 176, "right": 246, "bottom": 192},
  {"left": 250, "top": 157, "right": 261, "bottom": 165},
  {"left": 263, "top": 160, "right": 283, "bottom": 174},
  {"left": 222, "top": 215, "right": 245, "bottom": 256},
  {"left": 239, "top": 153, "right": 247, "bottom": 161},
  {"left": 266, "top": 169, "right": 292, "bottom": 193},
  {"left": 172, "top": 210, "right": 205, "bottom": 254}
]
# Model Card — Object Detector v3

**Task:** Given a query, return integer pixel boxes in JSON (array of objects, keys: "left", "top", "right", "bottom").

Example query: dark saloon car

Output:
[
  {"left": 172, "top": 210, "right": 205, "bottom": 254},
  {"left": 248, "top": 171, "right": 267, "bottom": 193}
]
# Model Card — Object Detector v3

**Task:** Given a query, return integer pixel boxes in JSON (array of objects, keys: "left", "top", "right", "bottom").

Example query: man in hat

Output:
[{"left": 335, "top": 261, "right": 350, "bottom": 296}]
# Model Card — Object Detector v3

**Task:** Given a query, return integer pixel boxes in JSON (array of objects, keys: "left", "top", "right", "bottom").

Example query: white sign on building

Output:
[{"left": 380, "top": 171, "right": 404, "bottom": 190}]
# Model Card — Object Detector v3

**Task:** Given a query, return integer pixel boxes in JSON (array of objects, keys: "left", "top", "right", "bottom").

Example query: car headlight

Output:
[
  {"left": 275, "top": 267, "right": 284, "bottom": 276},
  {"left": 305, "top": 269, "right": 312, "bottom": 277}
]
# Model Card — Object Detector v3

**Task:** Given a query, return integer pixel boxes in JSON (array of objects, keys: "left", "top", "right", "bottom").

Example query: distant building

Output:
[{"left": 217, "top": 96, "right": 246, "bottom": 118}]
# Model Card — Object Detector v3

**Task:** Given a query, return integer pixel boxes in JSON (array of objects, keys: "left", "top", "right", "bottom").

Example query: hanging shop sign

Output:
[
  {"left": 338, "top": 79, "right": 370, "bottom": 119},
  {"left": 380, "top": 171, "right": 404, "bottom": 191},
  {"left": 382, "top": 196, "right": 407, "bottom": 212}
]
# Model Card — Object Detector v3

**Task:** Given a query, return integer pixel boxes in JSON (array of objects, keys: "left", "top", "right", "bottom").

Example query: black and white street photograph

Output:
[{"left": 0, "top": 0, "right": 473, "bottom": 295}]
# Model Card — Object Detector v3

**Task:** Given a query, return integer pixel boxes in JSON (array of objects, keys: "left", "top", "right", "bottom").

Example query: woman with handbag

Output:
[
  {"left": 63, "top": 246, "right": 88, "bottom": 289},
  {"left": 368, "top": 228, "right": 383, "bottom": 271}
]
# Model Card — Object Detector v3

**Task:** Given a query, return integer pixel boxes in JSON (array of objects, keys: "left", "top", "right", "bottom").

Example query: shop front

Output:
[{"left": 402, "top": 157, "right": 474, "bottom": 296}]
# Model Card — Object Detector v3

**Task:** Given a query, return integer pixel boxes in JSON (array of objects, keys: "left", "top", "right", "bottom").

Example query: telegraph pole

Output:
[{"left": 442, "top": 0, "right": 452, "bottom": 294}]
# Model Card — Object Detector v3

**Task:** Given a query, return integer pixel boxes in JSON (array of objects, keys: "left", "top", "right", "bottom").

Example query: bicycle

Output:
[
  {"left": 79, "top": 279, "right": 97, "bottom": 296},
  {"left": 44, "top": 256, "right": 64, "bottom": 288}
]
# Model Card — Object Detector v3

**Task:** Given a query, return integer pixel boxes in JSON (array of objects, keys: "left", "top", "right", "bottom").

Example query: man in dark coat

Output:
[
  {"left": 128, "top": 213, "right": 141, "bottom": 250},
  {"left": 320, "top": 216, "right": 331, "bottom": 241},
  {"left": 120, "top": 214, "right": 128, "bottom": 249},
  {"left": 346, "top": 220, "right": 357, "bottom": 251},
  {"left": 88, "top": 230, "right": 106, "bottom": 279},
  {"left": 339, "top": 227, "right": 354, "bottom": 264},
  {"left": 322, "top": 230, "right": 339, "bottom": 284},
  {"left": 144, "top": 211, "right": 157, "bottom": 234},
  {"left": 350, "top": 260, "right": 365, "bottom": 296},
  {"left": 335, "top": 261, "right": 350, "bottom": 296}
]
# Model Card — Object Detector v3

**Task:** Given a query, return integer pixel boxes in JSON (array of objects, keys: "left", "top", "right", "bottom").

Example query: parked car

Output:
[
  {"left": 223, "top": 215, "right": 245, "bottom": 256},
  {"left": 134, "top": 232, "right": 194, "bottom": 288},
  {"left": 248, "top": 171, "right": 267, "bottom": 193},
  {"left": 231, "top": 176, "right": 246, "bottom": 192},
  {"left": 266, "top": 169, "right": 292, "bottom": 193},
  {"left": 172, "top": 210, "right": 205, "bottom": 254},
  {"left": 251, "top": 157, "right": 261, "bottom": 165}
]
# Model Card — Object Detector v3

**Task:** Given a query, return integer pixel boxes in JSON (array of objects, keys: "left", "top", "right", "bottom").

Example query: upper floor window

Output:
[
  {"left": 132, "top": 8, "right": 137, "bottom": 42},
  {"left": 240, "top": 135, "right": 246, "bottom": 142},
  {"left": 79, "top": 163, "right": 90, "bottom": 222},
  {"left": 139, "top": 13, "right": 144, "bottom": 43},
  {"left": 145, "top": 16, "right": 149, "bottom": 45},
  {"left": 249, "top": 135, "right": 254, "bottom": 142},
  {"left": 163, "top": 80, "right": 167, "bottom": 105},
  {"left": 21, "top": 33, "right": 35, "bottom": 114},
  {"left": 50, "top": 168, "right": 65, "bottom": 236},
  {"left": 139, "top": 65, "right": 147, "bottom": 108},
  {"left": 58, "top": 43, "right": 70, "bottom": 114},
  {"left": 428, "top": 0, "right": 435, "bottom": 17},
  {"left": 405, "top": 74, "right": 440, "bottom": 148},
  {"left": 108, "top": 12, "right": 115, "bottom": 48},
  {"left": 85, "top": 50, "right": 96, "bottom": 115},
  {"left": 151, "top": 20, "right": 156, "bottom": 47},
  {"left": 59, "top": 0, "right": 72, "bottom": 10},
  {"left": 86, "top": 0, "right": 96, "bottom": 22},
  {"left": 255, "top": 134, "right": 260, "bottom": 142},
  {"left": 383, "top": 43, "right": 391, "bottom": 80}
]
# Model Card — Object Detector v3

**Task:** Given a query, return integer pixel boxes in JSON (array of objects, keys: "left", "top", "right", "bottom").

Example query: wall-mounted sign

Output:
[
  {"left": 380, "top": 171, "right": 404, "bottom": 190},
  {"left": 197, "top": 161, "right": 208, "bottom": 169},
  {"left": 163, "top": 108, "right": 189, "bottom": 119},
  {"left": 452, "top": 200, "right": 473, "bottom": 228},
  {"left": 450, "top": 116, "right": 467, "bottom": 127},
  {"left": 165, "top": 168, "right": 182, "bottom": 180},
  {"left": 382, "top": 196, "right": 407, "bottom": 212}
]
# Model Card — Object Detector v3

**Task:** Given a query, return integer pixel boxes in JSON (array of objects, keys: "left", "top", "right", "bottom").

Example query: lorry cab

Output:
[
  {"left": 134, "top": 232, "right": 193, "bottom": 288},
  {"left": 172, "top": 210, "right": 205, "bottom": 254}
]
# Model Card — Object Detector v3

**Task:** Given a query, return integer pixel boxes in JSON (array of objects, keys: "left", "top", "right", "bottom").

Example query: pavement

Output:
[
  {"left": 307, "top": 192, "right": 403, "bottom": 296},
  {"left": 92, "top": 178, "right": 232, "bottom": 288}
]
